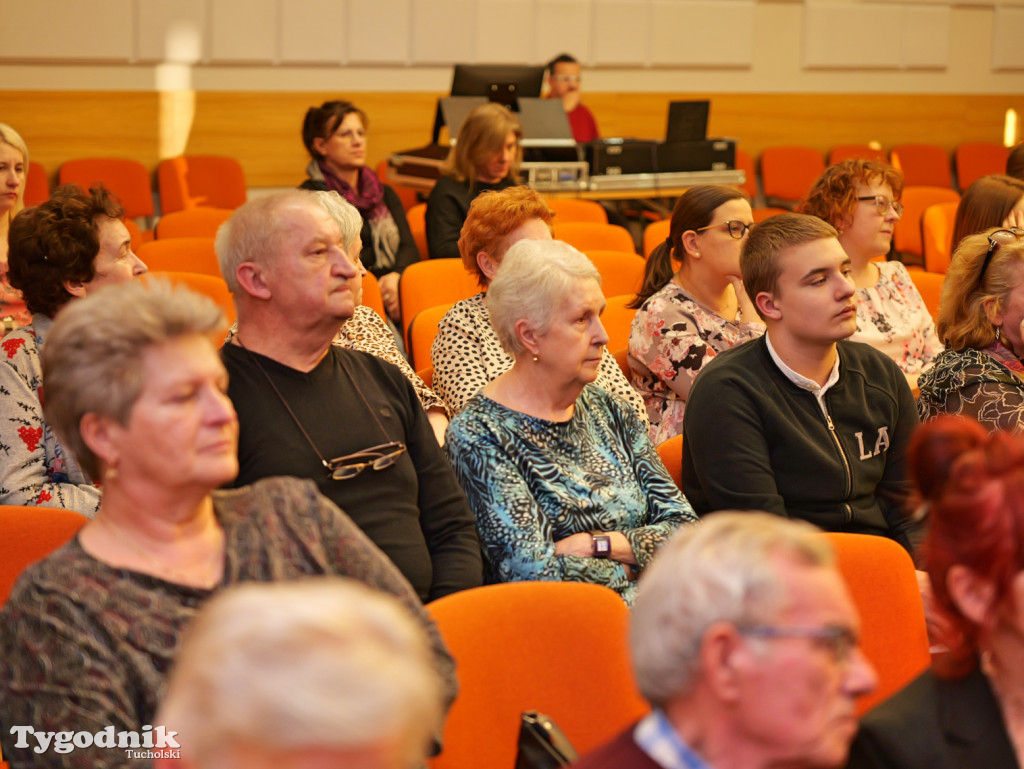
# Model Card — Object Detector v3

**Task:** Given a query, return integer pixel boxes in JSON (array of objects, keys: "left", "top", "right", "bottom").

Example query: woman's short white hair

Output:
[
  {"left": 157, "top": 578, "right": 444, "bottom": 769},
  {"left": 630, "top": 513, "right": 833, "bottom": 708},
  {"left": 487, "top": 239, "right": 601, "bottom": 356},
  {"left": 312, "top": 190, "right": 362, "bottom": 255}
]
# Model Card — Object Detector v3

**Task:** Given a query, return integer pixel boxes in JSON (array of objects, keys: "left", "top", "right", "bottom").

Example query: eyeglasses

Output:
[
  {"left": 695, "top": 220, "right": 753, "bottom": 240},
  {"left": 551, "top": 75, "right": 581, "bottom": 84},
  {"left": 328, "top": 441, "right": 407, "bottom": 481},
  {"left": 856, "top": 195, "right": 904, "bottom": 218},
  {"left": 737, "top": 624, "right": 859, "bottom": 664},
  {"left": 978, "top": 227, "right": 1024, "bottom": 287}
]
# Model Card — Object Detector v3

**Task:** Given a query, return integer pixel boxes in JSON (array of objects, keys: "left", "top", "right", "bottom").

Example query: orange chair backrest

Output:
[
  {"left": 643, "top": 219, "right": 671, "bottom": 257},
  {"left": 907, "top": 267, "right": 944, "bottom": 320},
  {"left": 59, "top": 158, "right": 155, "bottom": 219},
  {"left": 611, "top": 347, "right": 630, "bottom": 380},
  {"left": 734, "top": 147, "right": 759, "bottom": 201},
  {"left": 893, "top": 186, "right": 960, "bottom": 259},
  {"left": 922, "top": 202, "right": 959, "bottom": 274},
  {"left": 143, "top": 271, "right": 236, "bottom": 327},
  {"left": 123, "top": 218, "right": 144, "bottom": 251},
  {"left": 136, "top": 238, "right": 221, "bottom": 278},
  {"left": 759, "top": 146, "right": 826, "bottom": 204},
  {"left": 955, "top": 142, "right": 1010, "bottom": 192},
  {"left": 406, "top": 202, "right": 429, "bottom": 260},
  {"left": 24, "top": 161, "right": 49, "bottom": 207},
  {"left": 890, "top": 144, "right": 953, "bottom": 188},
  {"left": 416, "top": 365, "right": 434, "bottom": 389},
  {"left": 426, "top": 582, "right": 648, "bottom": 769},
  {"left": 360, "top": 272, "right": 386, "bottom": 319},
  {"left": 399, "top": 260, "right": 479, "bottom": 346},
  {"left": 584, "top": 250, "right": 645, "bottom": 298},
  {"left": 828, "top": 145, "right": 888, "bottom": 165},
  {"left": 821, "top": 532, "right": 931, "bottom": 716},
  {"left": 656, "top": 434, "right": 684, "bottom": 492},
  {"left": 601, "top": 293, "right": 638, "bottom": 353},
  {"left": 408, "top": 302, "right": 455, "bottom": 371},
  {"left": 0, "top": 505, "right": 88, "bottom": 605},
  {"left": 156, "top": 207, "right": 234, "bottom": 239},
  {"left": 546, "top": 198, "right": 608, "bottom": 224},
  {"left": 553, "top": 222, "right": 636, "bottom": 254},
  {"left": 157, "top": 155, "right": 247, "bottom": 213}
]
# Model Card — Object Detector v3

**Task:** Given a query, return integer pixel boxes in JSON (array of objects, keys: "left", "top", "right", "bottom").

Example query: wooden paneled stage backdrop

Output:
[{"left": 4, "top": 91, "right": 1022, "bottom": 191}]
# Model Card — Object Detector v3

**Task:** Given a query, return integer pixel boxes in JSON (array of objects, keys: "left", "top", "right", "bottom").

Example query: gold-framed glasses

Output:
[
  {"left": 328, "top": 441, "right": 407, "bottom": 481},
  {"left": 695, "top": 220, "right": 753, "bottom": 240}
]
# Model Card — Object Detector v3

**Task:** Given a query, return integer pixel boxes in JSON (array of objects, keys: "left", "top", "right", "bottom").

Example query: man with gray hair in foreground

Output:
[
  {"left": 156, "top": 577, "right": 444, "bottom": 769},
  {"left": 570, "top": 513, "right": 877, "bottom": 769}
]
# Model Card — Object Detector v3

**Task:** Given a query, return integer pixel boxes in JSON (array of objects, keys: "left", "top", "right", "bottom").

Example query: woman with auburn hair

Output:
[
  {"left": 918, "top": 228, "right": 1024, "bottom": 433},
  {"left": 799, "top": 159, "right": 942, "bottom": 388},
  {"left": 300, "top": 100, "right": 419, "bottom": 324},
  {"left": 0, "top": 123, "right": 32, "bottom": 330},
  {"left": 430, "top": 185, "right": 647, "bottom": 422},
  {"left": 628, "top": 184, "right": 763, "bottom": 444},
  {"left": 425, "top": 102, "right": 522, "bottom": 261},
  {"left": 952, "top": 174, "right": 1024, "bottom": 251},
  {"left": 445, "top": 240, "right": 694, "bottom": 606},
  {"left": 848, "top": 416, "right": 1024, "bottom": 768}
]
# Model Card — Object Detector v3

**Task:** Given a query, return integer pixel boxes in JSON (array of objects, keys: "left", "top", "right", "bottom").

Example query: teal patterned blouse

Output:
[{"left": 445, "top": 384, "right": 696, "bottom": 605}]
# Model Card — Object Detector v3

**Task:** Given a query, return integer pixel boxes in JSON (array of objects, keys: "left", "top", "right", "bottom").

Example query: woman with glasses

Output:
[
  {"left": 848, "top": 416, "right": 1024, "bottom": 769},
  {"left": 918, "top": 227, "right": 1024, "bottom": 433},
  {"left": 445, "top": 239, "right": 696, "bottom": 606},
  {"left": 799, "top": 159, "right": 942, "bottom": 389},
  {"left": 301, "top": 100, "right": 419, "bottom": 325},
  {"left": 0, "top": 280, "right": 456, "bottom": 769},
  {"left": 627, "top": 185, "right": 764, "bottom": 445}
]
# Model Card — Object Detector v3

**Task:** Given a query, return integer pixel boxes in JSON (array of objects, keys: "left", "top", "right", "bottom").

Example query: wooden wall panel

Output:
[{"left": 4, "top": 90, "right": 1021, "bottom": 190}]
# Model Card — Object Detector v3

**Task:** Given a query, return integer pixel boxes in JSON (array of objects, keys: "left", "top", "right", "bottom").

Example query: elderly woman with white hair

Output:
[
  {"left": 156, "top": 579, "right": 444, "bottom": 769},
  {"left": 444, "top": 240, "right": 696, "bottom": 605},
  {"left": 0, "top": 280, "right": 455, "bottom": 769}
]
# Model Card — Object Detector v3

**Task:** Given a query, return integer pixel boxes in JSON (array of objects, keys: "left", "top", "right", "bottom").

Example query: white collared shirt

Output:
[{"left": 765, "top": 334, "right": 840, "bottom": 418}]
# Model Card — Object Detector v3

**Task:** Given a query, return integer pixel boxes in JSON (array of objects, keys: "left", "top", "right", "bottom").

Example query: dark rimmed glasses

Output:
[
  {"left": 328, "top": 441, "right": 407, "bottom": 481},
  {"left": 977, "top": 228, "right": 1024, "bottom": 287},
  {"left": 856, "top": 195, "right": 904, "bottom": 218},
  {"left": 737, "top": 624, "right": 859, "bottom": 664},
  {"left": 695, "top": 220, "right": 754, "bottom": 240}
]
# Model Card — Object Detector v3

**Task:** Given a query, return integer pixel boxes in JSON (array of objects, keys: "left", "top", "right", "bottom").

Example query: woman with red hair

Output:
[{"left": 848, "top": 416, "right": 1024, "bottom": 768}]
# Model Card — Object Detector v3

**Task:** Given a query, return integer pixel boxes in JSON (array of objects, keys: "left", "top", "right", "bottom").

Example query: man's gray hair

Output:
[
  {"left": 215, "top": 189, "right": 318, "bottom": 293},
  {"left": 157, "top": 578, "right": 444, "bottom": 769},
  {"left": 487, "top": 239, "right": 601, "bottom": 356},
  {"left": 631, "top": 513, "right": 833, "bottom": 708}
]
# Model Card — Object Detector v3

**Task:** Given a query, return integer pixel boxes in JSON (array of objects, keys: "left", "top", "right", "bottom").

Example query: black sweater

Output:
[{"left": 425, "top": 175, "right": 516, "bottom": 260}]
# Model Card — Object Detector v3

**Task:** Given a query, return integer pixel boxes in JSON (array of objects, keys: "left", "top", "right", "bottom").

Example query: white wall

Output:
[{"left": 2, "top": 0, "right": 1024, "bottom": 93}]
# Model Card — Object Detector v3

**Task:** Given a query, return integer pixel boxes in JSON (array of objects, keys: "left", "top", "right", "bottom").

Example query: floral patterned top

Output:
[
  {"left": 0, "top": 264, "right": 30, "bottom": 334},
  {"left": 227, "top": 305, "right": 448, "bottom": 417},
  {"left": 444, "top": 384, "right": 695, "bottom": 605},
  {"left": 431, "top": 292, "right": 648, "bottom": 424},
  {"left": 918, "top": 342, "right": 1024, "bottom": 433},
  {"left": 629, "top": 281, "right": 764, "bottom": 445},
  {"left": 0, "top": 314, "right": 101, "bottom": 515},
  {"left": 852, "top": 261, "right": 943, "bottom": 375}
]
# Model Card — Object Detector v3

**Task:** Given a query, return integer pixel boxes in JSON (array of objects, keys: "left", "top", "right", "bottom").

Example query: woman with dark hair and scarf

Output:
[{"left": 301, "top": 100, "right": 419, "bottom": 324}]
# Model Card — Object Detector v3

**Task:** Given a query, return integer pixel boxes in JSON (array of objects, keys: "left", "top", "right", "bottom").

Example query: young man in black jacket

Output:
[{"left": 682, "top": 213, "right": 920, "bottom": 551}]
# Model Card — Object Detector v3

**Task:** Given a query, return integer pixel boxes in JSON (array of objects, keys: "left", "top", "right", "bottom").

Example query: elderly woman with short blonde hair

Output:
[{"left": 444, "top": 239, "right": 695, "bottom": 605}]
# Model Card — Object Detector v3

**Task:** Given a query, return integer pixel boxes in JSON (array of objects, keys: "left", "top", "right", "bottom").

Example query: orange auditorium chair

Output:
[
  {"left": 143, "top": 271, "right": 236, "bottom": 327},
  {"left": 155, "top": 207, "right": 234, "bottom": 239},
  {"left": 893, "top": 186, "right": 960, "bottom": 262},
  {"left": 907, "top": 268, "right": 944, "bottom": 320},
  {"left": 398, "top": 260, "right": 479, "bottom": 347},
  {"left": 407, "top": 302, "right": 455, "bottom": 372},
  {"left": 553, "top": 221, "right": 636, "bottom": 254},
  {"left": 601, "top": 294, "right": 638, "bottom": 353},
  {"left": 0, "top": 505, "right": 88, "bottom": 606},
  {"left": 59, "top": 158, "right": 155, "bottom": 219},
  {"left": 585, "top": 250, "right": 645, "bottom": 297},
  {"left": 546, "top": 198, "right": 608, "bottom": 224},
  {"left": 758, "top": 146, "right": 825, "bottom": 208},
  {"left": 734, "top": 147, "right": 759, "bottom": 201},
  {"left": 406, "top": 203, "right": 429, "bottom": 260},
  {"left": 921, "top": 202, "right": 959, "bottom": 274},
  {"left": 361, "top": 271, "right": 386, "bottom": 319},
  {"left": 822, "top": 532, "right": 931, "bottom": 716},
  {"left": 643, "top": 219, "right": 670, "bottom": 257},
  {"left": 24, "top": 161, "right": 49, "bottom": 207},
  {"left": 157, "top": 155, "right": 247, "bottom": 213},
  {"left": 426, "top": 582, "right": 648, "bottom": 769},
  {"left": 955, "top": 142, "right": 1009, "bottom": 192},
  {"left": 136, "top": 238, "right": 221, "bottom": 278},
  {"left": 890, "top": 144, "right": 953, "bottom": 188},
  {"left": 656, "top": 434, "right": 684, "bottom": 492}
]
